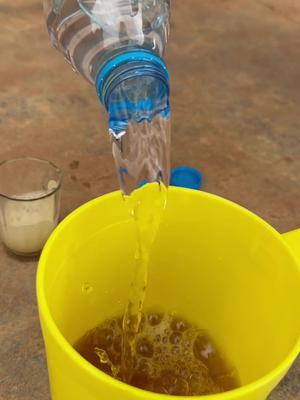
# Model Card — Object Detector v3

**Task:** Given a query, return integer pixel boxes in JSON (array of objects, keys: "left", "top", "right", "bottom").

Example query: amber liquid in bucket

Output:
[{"left": 74, "top": 312, "right": 239, "bottom": 395}]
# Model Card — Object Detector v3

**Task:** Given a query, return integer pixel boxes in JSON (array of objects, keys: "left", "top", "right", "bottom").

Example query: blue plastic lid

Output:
[
  {"left": 138, "top": 178, "right": 149, "bottom": 188},
  {"left": 170, "top": 166, "right": 203, "bottom": 190}
]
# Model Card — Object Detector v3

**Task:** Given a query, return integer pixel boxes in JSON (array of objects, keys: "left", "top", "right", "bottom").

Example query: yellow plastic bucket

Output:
[{"left": 36, "top": 187, "right": 300, "bottom": 400}]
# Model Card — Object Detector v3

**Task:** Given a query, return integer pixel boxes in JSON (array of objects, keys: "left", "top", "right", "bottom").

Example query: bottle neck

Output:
[{"left": 96, "top": 50, "right": 170, "bottom": 135}]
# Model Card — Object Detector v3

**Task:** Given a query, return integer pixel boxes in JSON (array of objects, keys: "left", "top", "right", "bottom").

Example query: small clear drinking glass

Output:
[{"left": 0, "top": 158, "right": 63, "bottom": 256}]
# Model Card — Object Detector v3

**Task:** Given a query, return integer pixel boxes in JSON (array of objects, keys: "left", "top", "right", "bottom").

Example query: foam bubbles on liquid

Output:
[{"left": 74, "top": 312, "right": 240, "bottom": 395}]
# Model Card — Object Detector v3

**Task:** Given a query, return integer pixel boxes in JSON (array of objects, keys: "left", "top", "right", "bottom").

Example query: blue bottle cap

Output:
[
  {"left": 138, "top": 178, "right": 149, "bottom": 188},
  {"left": 170, "top": 166, "right": 203, "bottom": 190}
]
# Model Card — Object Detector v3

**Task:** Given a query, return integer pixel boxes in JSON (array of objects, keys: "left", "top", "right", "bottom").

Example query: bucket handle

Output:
[
  {"left": 282, "top": 229, "right": 300, "bottom": 264},
  {"left": 282, "top": 228, "right": 300, "bottom": 353}
]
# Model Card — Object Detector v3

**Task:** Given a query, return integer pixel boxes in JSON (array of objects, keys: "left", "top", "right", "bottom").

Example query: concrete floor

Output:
[{"left": 0, "top": 0, "right": 300, "bottom": 399}]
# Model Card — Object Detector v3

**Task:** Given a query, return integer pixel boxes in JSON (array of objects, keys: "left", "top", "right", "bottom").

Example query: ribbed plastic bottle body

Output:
[{"left": 43, "top": 0, "right": 170, "bottom": 84}]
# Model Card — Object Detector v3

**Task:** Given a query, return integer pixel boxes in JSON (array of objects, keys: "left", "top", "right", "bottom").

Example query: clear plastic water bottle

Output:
[
  {"left": 43, "top": 0, "right": 171, "bottom": 194},
  {"left": 43, "top": 0, "right": 170, "bottom": 83}
]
